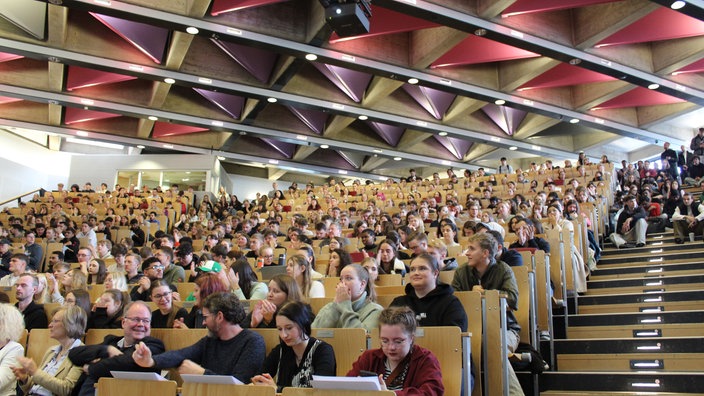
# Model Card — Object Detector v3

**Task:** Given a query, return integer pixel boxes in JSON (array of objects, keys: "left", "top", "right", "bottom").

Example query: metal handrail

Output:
[{"left": 0, "top": 188, "right": 44, "bottom": 207}]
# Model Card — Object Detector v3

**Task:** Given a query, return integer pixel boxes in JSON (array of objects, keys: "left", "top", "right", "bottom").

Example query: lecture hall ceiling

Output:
[{"left": 0, "top": 0, "right": 702, "bottom": 180}]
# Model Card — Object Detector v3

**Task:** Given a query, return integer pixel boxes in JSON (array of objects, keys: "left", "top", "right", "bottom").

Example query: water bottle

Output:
[{"left": 278, "top": 253, "right": 286, "bottom": 266}]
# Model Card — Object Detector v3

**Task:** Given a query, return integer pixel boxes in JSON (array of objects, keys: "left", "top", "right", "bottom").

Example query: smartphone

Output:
[{"left": 359, "top": 370, "right": 378, "bottom": 377}]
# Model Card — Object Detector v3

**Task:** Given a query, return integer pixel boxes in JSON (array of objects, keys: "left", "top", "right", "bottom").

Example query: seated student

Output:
[
  {"left": 130, "top": 257, "right": 177, "bottom": 302},
  {"left": 251, "top": 302, "right": 336, "bottom": 391},
  {"left": 174, "top": 273, "right": 228, "bottom": 329},
  {"left": 359, "top": 229, "right": 379, "bottom": 255},
  {"left": 226, "top": 257, "right": 269, "bottom": 301},
  {"left": 132, "top": 292, "right": 265, "bottom": 383},
  {"left": 485, "top": 230, "right": 523, "bottom": 267},
  {"left": 426, "top": 240, "right": 459, "bottom": 271},
  {"left": 312, "top": 264, "right": 383, "bottom": 332},
  {"left": 286, "top": 254, "right": 325, "bottom": 299},
  {"left": 69, "top": 301, "right": 165, "bottom": 396},
  {"left": 390, "top": 254, "right": 467, "bottom": 332},
  {"left": 325, "top": 248, "right": 352, "bottom": 277},
  {"left": 149, "top": 279, "right": 188, "bottom": 328},
  {"left": 508, "top": 217, "right": 550, "bottom": 253},
  {"left": 0, "top": 304, "right": 25, "bottom": 396},
  {"left": 88, "top": 289, "right": 128, "bottom": 329},
  {"left": 347, "top": 306, "right": 443, "bottom": 396},
  {"left": 376, "top": 240, "right": 409, "bottom": 276},
  {"left": 609, "top": 194, "right": 648, "bottom": 248},
  {"left": 671, "top": 192, "right": 704, "bottom": 244},
  {"left": 245, "top": 274, "right": 306, "bottom": 329}
]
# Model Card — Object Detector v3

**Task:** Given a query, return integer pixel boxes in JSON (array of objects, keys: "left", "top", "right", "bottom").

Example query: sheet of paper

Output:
[{"left": 311, "top": 375, "right": 382, "bottom": 390}]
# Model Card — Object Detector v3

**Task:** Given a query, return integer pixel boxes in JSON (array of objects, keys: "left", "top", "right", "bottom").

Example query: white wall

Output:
[
  {"left": 0, "top": 132, "right": 71, "bottom": 206},
  {"left": 227, "top": 173, "right": 290, "bottom": 201}
]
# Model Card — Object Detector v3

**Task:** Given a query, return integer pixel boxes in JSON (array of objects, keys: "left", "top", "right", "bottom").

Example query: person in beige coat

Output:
[{"left": 12, "top": 305, "right": 87, "bottom": 396}]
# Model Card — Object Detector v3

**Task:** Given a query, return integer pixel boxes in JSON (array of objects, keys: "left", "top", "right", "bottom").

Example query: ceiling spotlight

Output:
[
  {"left": 393, "top": 157, "right": 402, "bottom": 161},
  {"left": 474, "top": 28, "right": 487, "bottom": 36},
  {"left": 494, "top": 99, "right": 506, "bottom": 105},
  {"left": 358, "top": 115, "right": 368, "bottom": 120},
  {"left": 164, "top": 78, "right": 176, "bottom": 84},
  {"left": 509, "top": 146, "right": 518, "bottom": 151},
  {"left": 267, "top": 97, "right": 278, "bottom": 103},
  {"left": 648, "top": 83, "right": 660, "bottom": 90},
  {"left": 148, "top": 116, "right": 158, "bottom": 121},
  {"left": 569, "top": 118, "right": 580, "bottom": 124},
  {"left": 163, "top": 144, "right": 174, "bottom": 149},
  {"left": 569, "top": 58, "right": 581, "bottom": 65},
  {"left": 76, "top": 131, "right": 89, "bottom": 137},
  {"left": 407, "top": 78, "right": 419, "bottom": 85},
  {"left": 217, "top": 156, "right": 225, "bottom": 161},
  {"left": 305, "top": 54, "right": 318, "bottom": 61},
  {"left": 137, "top": 145, "right": 145, "bottom": 149},
  {"left": 320, "top": 144, "right": 329, "bottom": 149},
  {"left": 186, "top": 27, "right": 199, "bottom": 35},
  {"left": 438, "top": 132, "right": 448, "bottom": 136},
  {"left": 671, "top": 1, "right": 686, "bottom": 9}
]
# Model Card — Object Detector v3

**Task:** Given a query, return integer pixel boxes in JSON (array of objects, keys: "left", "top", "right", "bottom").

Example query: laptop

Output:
[{"left": 259, "top": 265, "right": 287, "bottom": 280}]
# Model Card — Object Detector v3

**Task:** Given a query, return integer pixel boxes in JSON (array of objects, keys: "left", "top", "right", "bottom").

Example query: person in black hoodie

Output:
[
  {"left": 14, "top": 273, "right": 48, "bottom": 331},
  {"left": 389, "top": 253, "right": 467, "bottom": 332}
]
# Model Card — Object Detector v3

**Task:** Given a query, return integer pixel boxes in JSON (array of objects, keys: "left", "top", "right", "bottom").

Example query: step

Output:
[
  {"left": 553, "top": 337, "right": 704, "bottom": 372},
  {"left": 584, "top": 282, "right": 704, "bottom": 296},
  {"left": 590, "top": 262, "right": 704, "bottom": 280},
  {"left": 597, "top": 250, "right": 703, "bottom": 266},
  {"left": 566, "top": 311, "right": 704, "bottom": 339},
  {"left": 540, "top": 372, "right": 704, "bottom": 394},
  {"left": 578, "top": 290, "right": 704, "bottom": 314},
  {"left": 587, "top": 274, "right": 704, "bottom": 290}
]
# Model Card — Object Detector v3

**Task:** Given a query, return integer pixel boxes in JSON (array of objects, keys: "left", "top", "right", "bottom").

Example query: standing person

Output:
[
  {"left": 497, "top": 157, "right": 514, "bottom": 175},
  {"left": 68, "top": 301, "right": 165, "bottom": 396},
  {"left": 390, "top": 254, "right": 467, "bottom": 331},
  {"left": 13, "top": 306, "right": 86, "bottom": 396},
  {"left": 313, "top": 264, "right": 382, "bottom": 332},
  {"left": 0, "top": 304, "right": 25, "bottom": 396},
  {"left": 251, "top": 302, "right": 336, "bottom": 391},
  {"left": 661, "top": 142, "right": 679, "bottom": 180},
  {"left": 347, "top": 306, "right": 444, "bottom": 396},
  {"left": 691, "top": 127, "right": 704, "bottom": 162},
  {"left": 132, "top": 292, "right": 265, "bottom": 383},
  {"left": 23, "top": 231, "right": 43, "bottom": 272}
]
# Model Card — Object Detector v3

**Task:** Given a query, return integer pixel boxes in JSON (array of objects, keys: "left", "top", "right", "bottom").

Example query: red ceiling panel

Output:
[
  {"left": 210, "top": 0, "right": 289, "bottom": 15},
  {"left": 431, "top": 35, "right": 538, "bottom": 68},
  {"left": 66, "top": 66, "right": 137, "bottom": 91},
  {"left": 673, "top": 58, "right": 704, "bottom": 75},
  {"left": 591, "top": 87, "right": 686, "bottom": 110},
  {"left": 596, "top": 7, "right": 704, "bottom": 47},
  {"left": 152, "top": 122, "right": 209, "bottom": 137},
  {"left": 329, "top": 6, "right": 438, "bottom": 43},
  {"left": 64, "top": 107, "right": 121, "bottom": 124},
  {"left": 502, "top": 0, "right": 617, "bottom": 17},
  {"left": 0, "top": 96, "right": 22, "bottom": 105},
  {"left": 518, "top": 63, "right": 616, "bottom": 90}
]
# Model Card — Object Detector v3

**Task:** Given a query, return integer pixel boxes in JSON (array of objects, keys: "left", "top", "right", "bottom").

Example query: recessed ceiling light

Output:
[
  {"left": 509, "top": 146, "right": 518, "bottom": 151},
  {"left": 569, "top": 58, "right": 581, "bottom": 65},
  {"left": 408, "top": 78, "right": 419, "bottom": 84},
  {"left": 569, "top": 118, "right": 580, "bottom": 124},
  {"left": 358, "top": 115, "right": 368, "bottom": 120},
  {"left": 438, "top": 132, "right": 448, "bottom": 136},
  {"left": 137, "top": 145, "right": 145, "bottom": 149},
  {"left": 163, "top": 144, "right": 174, "bottom": 149},
  {"left": 494, "top": 99, "right": 506, "bottom": 105},
  {"left": 648, "top": 83, "right": 660, "bottom": 90},
  {"left": 217, "top": 156, "right": 225, "bottom": 161},
  {"left": 474, "top": 28, "right": 486, "bottom": 36},
  {"left": 671, "top": 1, "right": 686, "bottom": 10},
  {"left": 320, "top": 144, "right": 329, "bottom": 149},
  {"left": 267, "top": 97, "right": 277, "bottom": 103},
  {"left": 186, "top": 27, "right": 199, "bottom": 35},
  {"left": 76, "top": 131, "right": 89, "bottom": 136},
  {"left": 164, "top": 78, "right": 176, "bottom": 84},
  {"left": 393, "top": 157, "right": 402, "bottom": 161},
  {"left": 148, "top": 116, "right": 158, "bottom": 121},
  {"left": 305, "top": 54, "right": 318, "bottom": 61}
]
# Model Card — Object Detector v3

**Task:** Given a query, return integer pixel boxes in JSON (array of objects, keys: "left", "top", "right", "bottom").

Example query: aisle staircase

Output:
[{"left": 536, "top": 232, "right": 704, "bottom": 395}]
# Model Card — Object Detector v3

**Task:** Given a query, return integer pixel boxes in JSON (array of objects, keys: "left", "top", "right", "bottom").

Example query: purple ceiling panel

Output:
[
  {"left": 402, "top": 84, "right": 456, "bottom": 119},
  {"left": 367, "top": 121, "right": 405, "bottom": 146},
  {"left": 90, "top": 13, "right": 169, "bottom": 64},
  {"left": 336, "top": 150, "right": 365, "bottom": 169},
  {"left": 312, "top": 63, "right": 372, "bottom": 103},
  {"left": 481, "top": 104, "right": 527, "bottom": 136},
  {"left": 212, "top": 39, "right": 278, "bottom": 84},
  {"left": 193, "top": 88, "right": 245, "bottom": 119},
  {"left": 434, "top": 136, "right": 473, "bottom": 160},
  {"left": 286, "top": 106, "right": 327, "bottom": 134},
  {"left": 260, "top": 137, "right": 296, "bottom": 158}
]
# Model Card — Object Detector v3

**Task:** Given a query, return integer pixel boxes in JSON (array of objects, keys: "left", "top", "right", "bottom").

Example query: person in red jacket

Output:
[{"left": 347, "top": 306, "right": 443, "bottom": 396}]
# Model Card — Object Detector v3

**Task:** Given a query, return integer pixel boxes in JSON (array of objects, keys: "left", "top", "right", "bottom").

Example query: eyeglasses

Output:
[
  {"left": 152, "top": 292, "right": 171, "bottom": 300},
  {"left": 124, "top": 317, "right": 151, "bottom": 324},
  {"left": 147, "top": 265, "right": 165, "bottom": 271}
]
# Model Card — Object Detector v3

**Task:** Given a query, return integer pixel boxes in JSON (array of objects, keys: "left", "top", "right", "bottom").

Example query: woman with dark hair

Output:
[
  {"left": 390, "top": 253, "right": 467, "bottom": 331},
  {"left": 88, "top": 289, "right": 129, "bottom": 329},
  {"left": 440, "top": 222, "right": 459, "bottom": 247},
  {"left": 313, "top": 264, "right": 382, "bottom": 331},
  {"left": 64, "top": 289, "right": 92, "bottom": 321},
  {"left": 326, "top": 248, "right": 352, "bottom": 277},
  {"left": 13, "top": 306, "right": 86, "bottom": 396},
  {"left": 245, "top": 274, "right": 304, "bottom": 329},
  {"left": 347, "top": 306, "right": 444, "bottom": 395},
  {"left": 150, "top": 279, "right": 188, "bottom": 328},
  {"left": 86, "top": 259, "right": 107, "bottom": 285},
  {"left": 174, "top": 273, "right": 228, "bottom": 329},
  {"left": 228, "top": 257, "right": 268, "bottom": 300},
  {"left": 376, "top": 240, "right": 408, "bottom": 276},
  {"left": 251, "top": 302, "right": 336, "bottom": 391}
]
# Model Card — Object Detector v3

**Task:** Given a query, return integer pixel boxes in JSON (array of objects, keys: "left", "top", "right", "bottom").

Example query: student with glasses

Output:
[
  {"left": 129, "top": 257, "right": 177, "bottom": 302},
  {"left": 149, "top": 279, "right": 187, "bottom": 328},
  {"left": 347, "top": 306, "right": 443, "bottom": 395}
]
